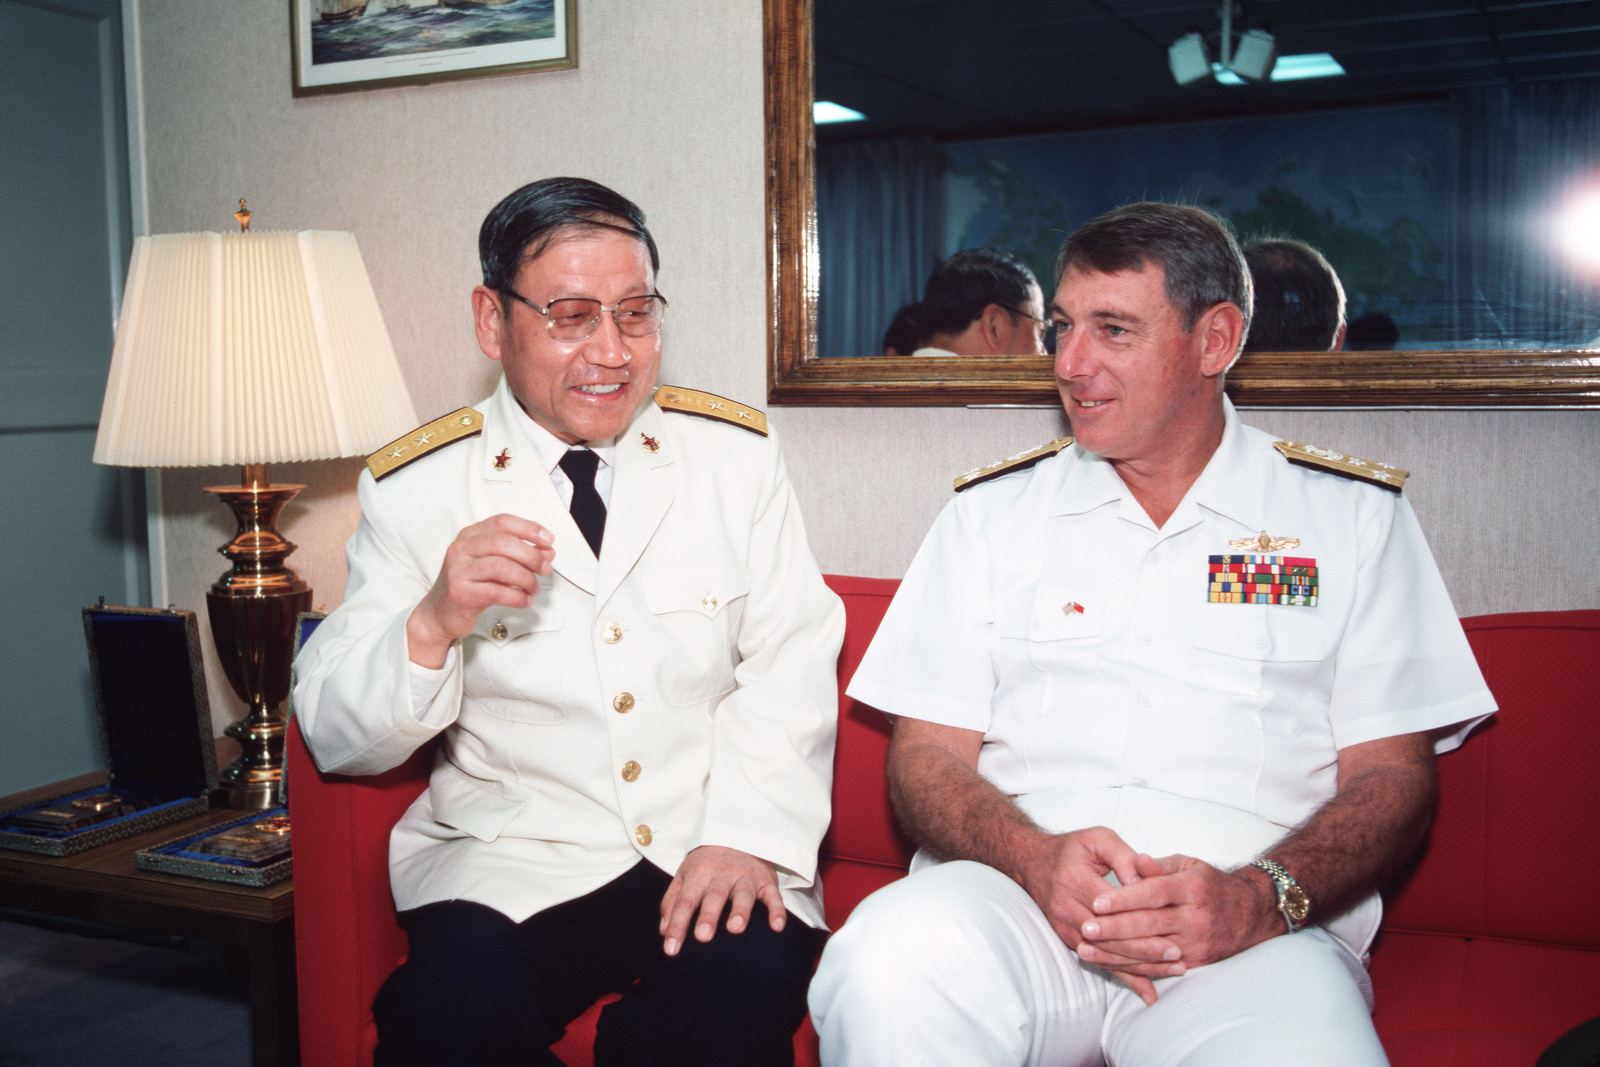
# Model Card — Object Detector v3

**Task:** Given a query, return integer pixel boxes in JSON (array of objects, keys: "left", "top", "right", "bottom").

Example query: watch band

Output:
[{"left": 1250, "top": 858, "right": 1310, "bottom": 933}]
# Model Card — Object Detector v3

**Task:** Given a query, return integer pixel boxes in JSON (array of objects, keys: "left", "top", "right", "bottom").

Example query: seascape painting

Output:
[
  {"left": 293, "top": 0, "right": 575, "bottom": 96},
  {"left": 311, "top": 0, "right": 555, "bottom": 65}
]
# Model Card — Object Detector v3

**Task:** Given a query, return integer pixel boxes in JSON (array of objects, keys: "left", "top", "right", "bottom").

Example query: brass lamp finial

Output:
[{"left": 234, "top": 199, "right": 252, "bottom": 232}]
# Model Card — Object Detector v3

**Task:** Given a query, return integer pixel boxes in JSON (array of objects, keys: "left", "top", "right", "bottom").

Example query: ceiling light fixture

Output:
[{"left": 1168, "top": 3, "right": 1345, "bottom": 86}]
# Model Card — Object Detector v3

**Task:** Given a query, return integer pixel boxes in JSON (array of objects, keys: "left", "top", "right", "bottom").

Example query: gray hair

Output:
[{"left": 1055, "top": 202, "right": 1253, "bottom": 336}]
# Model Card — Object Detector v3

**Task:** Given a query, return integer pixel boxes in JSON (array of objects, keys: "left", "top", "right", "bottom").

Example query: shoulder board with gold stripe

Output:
[
  {"left": 954, "top": 437, "right": 1074, "bottom": 493},
  {"left": 367, "top": 408, "right": 484, "bottom": 481},
  {"left": 654, "top": 386, "right": 768, "bottom": 436},
  {"left": 1273, "top": 440, "right": 1408, "bottom": 493}
]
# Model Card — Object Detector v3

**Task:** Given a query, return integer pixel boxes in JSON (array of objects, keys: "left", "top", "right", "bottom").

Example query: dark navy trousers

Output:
[{"left": 372, "top": 859, "right": 825, "bottom": 1067}]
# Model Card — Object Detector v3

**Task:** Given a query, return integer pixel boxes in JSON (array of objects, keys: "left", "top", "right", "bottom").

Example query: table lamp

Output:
[{"left": 93, "top": 204, "right": 418, "bottom": 808}]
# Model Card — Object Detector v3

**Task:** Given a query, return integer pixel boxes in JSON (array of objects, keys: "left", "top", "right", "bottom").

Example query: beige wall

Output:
[{"left": 135, "top": 0, "right": 1597, "bottom": 740}]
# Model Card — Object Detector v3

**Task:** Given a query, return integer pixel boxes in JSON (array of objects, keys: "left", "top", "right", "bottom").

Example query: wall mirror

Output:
[{"left": 765, "top": 0, "right": 1600, "bottom": 407}]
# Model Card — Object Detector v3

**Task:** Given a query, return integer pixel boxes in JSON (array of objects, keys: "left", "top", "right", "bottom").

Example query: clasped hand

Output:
[{"left": 1018, "top": 827, "right": 1278, "bottom": 1005}]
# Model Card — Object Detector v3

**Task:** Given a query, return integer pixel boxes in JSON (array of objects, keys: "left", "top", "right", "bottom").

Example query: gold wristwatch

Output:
[{"left": 1250, "top": 858, "right": 1309, "bottom": 933}]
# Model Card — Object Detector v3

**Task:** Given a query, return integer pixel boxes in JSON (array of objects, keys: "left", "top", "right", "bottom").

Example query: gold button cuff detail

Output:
[
  {"left": 491, "top": 622, "right": 508, "bottom": 641},
  {"left": 621, "top": 760, "right": 641, "bottom": 782},
  {"left": 613, "top": 692, "right": 635, "bottom": 713},
  {"left": 635, "top": 824, "right": 653, "bottom": 846},
  {"left": 702, "top": 594, "right": 718, "bottom": 611}
]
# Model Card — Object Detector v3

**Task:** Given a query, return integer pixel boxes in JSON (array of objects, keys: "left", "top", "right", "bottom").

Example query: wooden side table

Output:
[{"left": 0, "top": 773, "right": 297, "bottom": 1067}]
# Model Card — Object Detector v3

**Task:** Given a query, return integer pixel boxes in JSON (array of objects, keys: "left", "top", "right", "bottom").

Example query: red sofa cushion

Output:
[
  {"left": 1371, "top": 931, "right": 1600, "bottom": 1067},
  {"left": 1382, "top": 611, "right": 1600, "bottom": 949}
]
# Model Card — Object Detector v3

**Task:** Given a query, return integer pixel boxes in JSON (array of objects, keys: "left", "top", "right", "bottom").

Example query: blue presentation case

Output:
[{"left": 0, "top": 604, "right": 218, "bottom": 856}]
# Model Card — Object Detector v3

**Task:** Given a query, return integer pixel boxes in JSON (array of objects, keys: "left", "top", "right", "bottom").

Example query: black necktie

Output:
[{"left": 558, "top": 448, "right": 606, "bottom": 556}]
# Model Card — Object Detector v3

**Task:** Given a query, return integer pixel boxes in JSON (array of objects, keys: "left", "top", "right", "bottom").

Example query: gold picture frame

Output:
[
  {"left": 291, "top": 0, "right": 577, "bottom": 98},
  {"left": 764, "top": 0, "right": 1600, "bottom": 408}
]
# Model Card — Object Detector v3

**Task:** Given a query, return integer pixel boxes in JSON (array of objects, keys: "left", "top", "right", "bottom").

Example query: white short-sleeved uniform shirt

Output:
[{"left": 849, "top": 400, "right": 1496, "bottom": 833}]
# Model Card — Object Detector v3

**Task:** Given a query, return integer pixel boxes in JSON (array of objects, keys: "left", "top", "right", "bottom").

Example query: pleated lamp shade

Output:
[{"left": 94, "top": 229, "right": 417, "bottom": 467}]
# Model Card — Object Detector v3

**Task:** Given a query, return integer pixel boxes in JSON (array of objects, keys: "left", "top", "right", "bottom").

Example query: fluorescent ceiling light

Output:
[
  {"left": 1271, "top": 53, "right": 1346, "bottom": 81},
  {"left": 814, "top": 100, "right": 866, "bottom": 124},
  {"left": 1212, "top": 52, "right": 1345, "bottom": 85}
]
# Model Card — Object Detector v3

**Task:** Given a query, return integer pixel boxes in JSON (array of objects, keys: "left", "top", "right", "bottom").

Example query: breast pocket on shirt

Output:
[
  {"left": 461, "top": 602, "right": 569, "bottom": 724},
  {"left": 1189, "top": 603, "right": 1328, "bottom": 737},
  {"left": 645, "top": 555, "right": 749, "bottom": 707},
  {"left": 994, "top": 584, "right": 1105, "bottom": 722},
  {"left": 1190, "top": 603, "right": 1325, "bottom": 662}
]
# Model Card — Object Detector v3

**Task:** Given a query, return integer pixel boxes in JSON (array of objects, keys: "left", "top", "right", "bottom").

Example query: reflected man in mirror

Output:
[
  {"left": 1242, "top": 238, "right": 1347, "bottom": 352},
  {"left": 293, "top": 177, "right": 842, "bottom": 1067},
  {"left": 884, "top": 246, "right": 1049, "bottom": 357},
  {"left": 812, "top": 202, "right": 1495, "bottom": 1066}
]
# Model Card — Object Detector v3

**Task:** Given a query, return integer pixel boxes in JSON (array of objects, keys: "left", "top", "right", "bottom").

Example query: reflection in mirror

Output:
[
  {"left": 814, "top": 1, "right": 1600, "bottom": 361},
  {"left": 767, "top": 0, "right": 1600, "bottom": 405}
]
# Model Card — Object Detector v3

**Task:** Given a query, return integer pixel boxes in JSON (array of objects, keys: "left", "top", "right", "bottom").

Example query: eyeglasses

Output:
[
  {"left": 504, "top": 290, "right": 669, "bottom": 340},
  {"left": 1007, "top": 307, "right": 1055, "bottom": 354}
]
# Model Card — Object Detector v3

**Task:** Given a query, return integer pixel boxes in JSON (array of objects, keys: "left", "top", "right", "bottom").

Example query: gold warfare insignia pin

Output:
[{"left": 1229, "top": 531, "right": 1301, "bottom": 553}]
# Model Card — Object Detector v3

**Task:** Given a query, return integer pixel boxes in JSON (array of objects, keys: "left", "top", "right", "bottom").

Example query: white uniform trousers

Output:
[{"left": 809, "top": 860, "right": 1388, "bottom": 1067}]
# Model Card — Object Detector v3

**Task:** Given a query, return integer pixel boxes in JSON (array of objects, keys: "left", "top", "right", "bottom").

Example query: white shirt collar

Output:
[{"left": 506, "top": 401, "right": 617, "bottom": 474}]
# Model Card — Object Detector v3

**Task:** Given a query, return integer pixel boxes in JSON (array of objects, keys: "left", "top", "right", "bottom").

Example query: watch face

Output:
[{"left": 1283, "top": 884, "right": 1310, "bottom": 923}]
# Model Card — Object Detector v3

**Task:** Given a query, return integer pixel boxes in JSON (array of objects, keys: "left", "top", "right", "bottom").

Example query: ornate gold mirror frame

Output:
[{"left": 764, "top": 0, "right": 1600, "bottom": 408}]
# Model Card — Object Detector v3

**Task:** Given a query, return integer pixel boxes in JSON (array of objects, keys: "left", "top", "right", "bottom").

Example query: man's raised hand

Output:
[{"left": 406, "top": 514, "right": 555, "bottom": 668}]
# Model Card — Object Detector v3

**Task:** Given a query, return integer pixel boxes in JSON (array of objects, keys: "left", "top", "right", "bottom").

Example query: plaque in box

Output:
[
  {"left": 136, "top": 807, "right": 293, "bottom": 887},
  {"left": 0, "top": 605, "right": 218, "bottom": 856}
]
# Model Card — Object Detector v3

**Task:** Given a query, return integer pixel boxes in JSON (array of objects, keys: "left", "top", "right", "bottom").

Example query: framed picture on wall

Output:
[{"left": 291, "top": 0, "right": 577, "bottom": 97}]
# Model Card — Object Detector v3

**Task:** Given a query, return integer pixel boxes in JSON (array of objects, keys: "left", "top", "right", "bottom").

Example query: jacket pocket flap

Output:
[
  {"left": 430, "top": 763, "right": 527, "bottom": 843},
  {"left": 644, "top": 556, "right": 750, "bottom": 618},
  {"left": 470, "top": 601, "right": 563, "bottom": 643}
]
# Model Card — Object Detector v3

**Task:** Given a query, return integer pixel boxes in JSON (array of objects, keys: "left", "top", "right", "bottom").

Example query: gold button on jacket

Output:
[
  {"left": 634, "top": 824, "right": 653, "bottom": 847},
  {"left": 621, "top": 760, "right": 641, "bottom": 782},
  {"left": 613, "top": 692, "right": 635, "bottom": 713}
]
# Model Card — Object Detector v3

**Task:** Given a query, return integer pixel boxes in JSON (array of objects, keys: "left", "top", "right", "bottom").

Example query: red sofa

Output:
[{"left": 287, "top": 580, "right": 1600, "bottom": 1065}]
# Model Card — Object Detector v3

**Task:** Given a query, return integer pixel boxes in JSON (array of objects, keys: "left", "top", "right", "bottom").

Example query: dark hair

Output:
[
  {"left": 882, "top": 304, "right": 923, "bottom": 356},
  {"left": 1055, "top": 202, "right": 1252, "bottom": 334},
  {"left": 478, "top": 177, "right": 659, "bottom": 293},
  {"left": 915, "top": 247, "right": 1039, "bottom": 337},
  {"left": 1241, "top": 240, "right": 1346, "bottom": 351}
]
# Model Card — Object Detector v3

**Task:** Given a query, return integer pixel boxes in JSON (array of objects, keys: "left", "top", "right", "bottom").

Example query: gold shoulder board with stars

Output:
[
  {"left": 654, "top": 386, "right": 768, "bottom": 436},
  {"left": 1273, "top": 440, "right": 1409, "bottom": 493},
  {"left": 954, "top": 437, "right": 1074, "bottom": 493},
  {"left": 367, "top": 408, "right": 484, "bottom": 481}
]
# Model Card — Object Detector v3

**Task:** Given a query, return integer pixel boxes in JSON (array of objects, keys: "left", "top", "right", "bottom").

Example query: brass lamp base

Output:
[{"left": 206, "top": 464, "right": 311, "bottom": 810}]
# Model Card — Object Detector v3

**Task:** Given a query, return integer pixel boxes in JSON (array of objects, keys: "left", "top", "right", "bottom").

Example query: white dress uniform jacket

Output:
[{"left": 293, "top": 377, "right": 844, "bottom": 930}]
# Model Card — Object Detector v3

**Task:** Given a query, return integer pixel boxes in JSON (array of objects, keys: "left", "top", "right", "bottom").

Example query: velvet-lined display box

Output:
[
  {"left": 136, "top": 806, "right": 292, "bottom": 887},
  {"left": 0, "top": 604, "right": 218, "bottom": 856}
]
